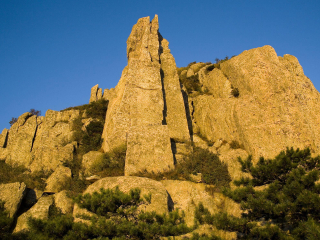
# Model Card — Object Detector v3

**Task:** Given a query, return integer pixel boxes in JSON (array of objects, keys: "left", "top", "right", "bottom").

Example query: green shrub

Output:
[
  {"left": 231, "top": 87, "right": 239, "bottom": 98},
  {"left": 180, "top": 75, "right": 202, "bottom": 94},
  {"left": 25, "top": 187, "right": 191, "bottom": 240},
  {"left": 0, "top": 161, "right": 50, "bottom": 190},
  {"left": 0, "top": 200, "right": 13, "bottom": 239},
  {"left": 137, "top": 147, "right": 231, "bottom": 189},
  {"left": 63, "top": 99, "right": 108, "bottom": 122},
  {"left": 210, "top": 147, "right": 320, "bottom": 239},
  {"left": 229, "top": 140, "right": 244, "bottom": 150},
  {"left": 90, "top": 144, "right": 126, "bottom": 177}
]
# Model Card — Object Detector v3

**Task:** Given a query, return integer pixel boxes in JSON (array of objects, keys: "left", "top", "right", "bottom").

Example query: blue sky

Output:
[{"left": 1, "top": 0, "right": 319, "bottom": 129}]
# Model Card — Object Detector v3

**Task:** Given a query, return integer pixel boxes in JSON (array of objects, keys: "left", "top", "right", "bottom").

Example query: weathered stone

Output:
[
  {"left": 89, "top": 84, "right": 103, "bottom": 103},
  {"left": 82, "top": 151, "right": 105, "bottom": 176},
  {"left": 102, "top": 16, "right": 164, "bottom": 152},
  {"left": 198, "top": 68, "right": 232, "bottom": 98},
  {"left": 45, "top": 166, "right": 72, "bottom": 193},
  {"left": 160, "top": 38, "right": 190, "bottom": 142},
  {"left": 0, "top": 128, "right": 8, "bottom": 148},
  {"left": 192, "top": 46, "right": 320, "bottom": 161},
  {"left": 125, "top": 125, "right": 174, "bottom": 176},
  {"left": 0, "top": 182, "right": 26, "bottom": 217},
  {"left": 186, "top": 67, "right": 194, "bottom": 77},
  {"left": 162, "top": 180, "right": 240, "bottom": 227},
  {"left": 54, "top": 190, "right": 73, "bottom": 214},
  {"left": 0, "top": 147, "right": 8, "bottom": 160},
  {"left": 29, "top": 110, "right": 79, "bottom": 172},
  {"left": 189, "top": 62, "right": 206, "bottom": 74},
  {"left": 5, "top": 113, "right": 37, "bottom": 167},
  {"left": 73, "top": 176, "right": 169, "bottom": 221},
  {"left": 101, "top": 15, "right": 190, "bottom": 176},
  {"left": 14, "top": 195, "right": 53, "bottom": 233}
]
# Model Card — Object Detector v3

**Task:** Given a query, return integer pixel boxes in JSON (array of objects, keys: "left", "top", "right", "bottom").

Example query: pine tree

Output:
[{"left": 211, "top": 147, "right": 320, "bottom": 239}]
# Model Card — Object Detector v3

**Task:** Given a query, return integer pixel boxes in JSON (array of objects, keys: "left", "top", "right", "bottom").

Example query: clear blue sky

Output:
[{"left": 1, "top": 0, "right": 319, "bottom": 129}]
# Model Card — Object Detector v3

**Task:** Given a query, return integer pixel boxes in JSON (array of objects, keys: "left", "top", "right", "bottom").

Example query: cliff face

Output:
[
  {"left": 100, "top": 15, "right": 190, "bottom": 175},
  {"left": 190, "top": 45, "right": 320, "bottom": 162},
  {"left": 1, "top": 15, "right": 320, "bottom": 239}
]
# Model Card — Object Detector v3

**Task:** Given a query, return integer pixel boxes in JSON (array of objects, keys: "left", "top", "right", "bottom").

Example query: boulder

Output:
[
  {"left": 45, "top": 166, "right": 72, "bottom": 193},
  {"left": 82, "top": 151, "right": 105, "bottom": 176},
  {"left": 14, "top": 195, "right": 53, "bottom": 233},
  {"left": 186, "top": 67, "right": 194, "bottom": 77},
  {"left": 54, "top": 190, "right": 73, "bottom": 214},
  {"left": 75, "top": 176, "right": 169, "bottom": 216},
  {"left": 0, "top": 182, "right": 26, "bottom": 217}
]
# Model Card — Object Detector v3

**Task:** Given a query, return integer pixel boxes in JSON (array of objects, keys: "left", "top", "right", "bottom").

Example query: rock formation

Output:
[
  {"left": 101, "top": 15, "right": 190, "bottom": 175},
  {"left": 2, "top": 15, "right": 320, "bottom": 240},
  {"left": 2, "top": 109, "right": 79, "bottom": 172},
  {"left": 191, "top": 45, "right": 320, "bottom": 162}
]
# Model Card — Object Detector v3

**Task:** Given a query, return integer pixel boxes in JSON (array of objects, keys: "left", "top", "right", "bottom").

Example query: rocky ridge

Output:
[{"left": 0, "top": 15, "right": 320, "bottom": 239}]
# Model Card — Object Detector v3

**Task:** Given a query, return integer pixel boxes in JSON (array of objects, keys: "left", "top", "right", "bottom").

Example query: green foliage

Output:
[
  {"left": 180, "top": 74, "right": 202, "bottom": 94},
  {"left": 0, "top": 160, "right": 49, "bottom": 190},
  {"left": 29, "top": 109, "right": 41, "bottom": 116},
  {"left": 231, "top": 87, "right": 239, "bottom": 98},
  {"left": 25, "top": 187, "right": 191, "bottom": 240},
  {"left": 0, "top": 200, "right": 13, "bottom": 240},
  {"left": 63, "top": 99, "right": 108, "bottom": 122},
  {"left": 229, "top": 140, "right": 244, "bottom": 150},
  {"left": 89, "top": 144, "right": 127, "bottom": 177},
  {"left": 9, "top": 117, "right": 17, "bottom": 126},
  {"left": 137, "top": 147, "right": 231, "bottom": 189},
  {"left": 213, "top": 147, "right": 320, "bottom": 239}
]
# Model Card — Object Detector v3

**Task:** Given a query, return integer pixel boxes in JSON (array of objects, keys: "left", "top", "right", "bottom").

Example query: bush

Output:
[
  {"left": 229, "top": 140, "right": 244, "bottom": 150},
  {"left": 211, "top": 147, "right": 320, "bottom": 239},
  {"left": 90, "top": 144, "right": 127, "bottom": 177},
  {"left": 0, "top": 200, "right": 13, "bottom": 239},
  {"left": 25, "top": 187, "right": 191, "bottom": 240},
  {"left": 9, "top": 117, "right": 17, "bottom": 126},
  {"left": 0, "top": 160, "right": 49, "bottom": 190},
  {"left": 231, "top": 87, "right": 239, "bottom": 98},
  {"left": 180, "top": 74, "right": 202, "bottom": 94},
  {"left": 136, "top": 147, "right": 231, "bottom": 189}
]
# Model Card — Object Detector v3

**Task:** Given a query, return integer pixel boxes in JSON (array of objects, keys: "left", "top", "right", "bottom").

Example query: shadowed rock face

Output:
[
  {"left": 193, "top": 45, "right": 320, "bottom": 161},
  {"left": 101, "top": 15, "right": 190, "bottom": 175}
]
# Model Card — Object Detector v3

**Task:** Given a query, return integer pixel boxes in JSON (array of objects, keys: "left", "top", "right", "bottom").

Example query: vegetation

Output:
[
  {"left": 9, "top": 109, "right": 41, "bottom": 126},
  {"left": 194, "top": 147, "right": 320, "bottom": 239},
  {"left": 89, "top": 144, "right": 127, "bottom": 177},
  {"left": 231, "top": 87, "right": 239, "bottom": 98},
  {"left": 0, "top": 200, "right": 13, "bottom": 240},
  {"left": 18, "top": 187, "right": 192, "bottom": 240},
  {"left": 229, "top": 140, "right": 244, "bottom": 150},
  {"left": 0, "top": 160, "right": 50, "bottom": 190},
  {"left": 136, "top": 147, "right": 231, "bottom": 189}
]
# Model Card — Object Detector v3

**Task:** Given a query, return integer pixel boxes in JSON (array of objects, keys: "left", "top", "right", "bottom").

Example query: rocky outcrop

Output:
[
  {"left": 14, "top": 195, "right": 53, "bottom": 233},
  {"left": 54, "top": 190, "right": 74, "bottom": 214},
  {"left": 82, "top": 151, "right": 105, "bottom": 176},
  {"left": 0, "top": 182, "right": 26, "bottom": 217},
  {"left": 101, "top": 15, "right": 190, "bottom": 175},
  {"left": 3, "top": 109, "right": 79, "bottom": 173},
  {"left": 191, "top": 45, "right": 320, "bottom": 161},
  {"left": 0, "top": 128, "right": 8, "bottom": 148},
  {"left": 45, "top": 166, "right": 72, "bottom": 193},
  {"left": 89, "top": 84, "right": 103, "bottom": 103},
  {"left": 78, "top": 176, "right": 169, "bottom": 214}
]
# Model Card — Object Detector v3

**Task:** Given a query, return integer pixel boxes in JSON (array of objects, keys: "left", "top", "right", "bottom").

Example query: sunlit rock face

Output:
[
  {"left": 192, "top": 45, "right": 320, "bottom": 161},
  {"left": 101, "top": 15, "right": 190, "bottom": 175}
]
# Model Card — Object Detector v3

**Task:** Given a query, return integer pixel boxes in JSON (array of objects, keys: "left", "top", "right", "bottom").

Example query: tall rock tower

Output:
[{"left": 101, "top": 15, "right": 190, "bottom": 175}]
